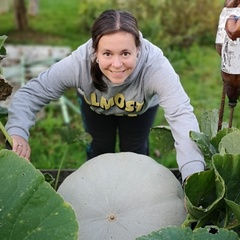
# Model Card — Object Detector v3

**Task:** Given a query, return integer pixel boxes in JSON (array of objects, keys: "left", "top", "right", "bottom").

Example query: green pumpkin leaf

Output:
[
  {"left": 183, "top": 169, "right": 225, "bottom": 228},
  {"left": 213, "top": 154, "right": 240, "bottom": 231},
  {"left": 0, "top": 149, "right": 79, "bottom": 240},
  {"left": 150, "top": 125, "right": 175, "bottom": 156},
  {"left": 210, "top": 128, "right": 238, "bottom": 151},
  {"left": 225, "top": 199, "right": 240, "bottom": 225},
  {"left": 189, "top": 131, "right": 217, "bottom": 166},
  {"left": 199, "top": 109, "right": 219, "bottom": 139},
  {"left": 136, "top": 226, "right": 239, "bottom": 240},
  {"left": 136, "top": 226, "right": 193, "bottom": 239},
  {"left": 191, "top": 226, "right": 239, "bottom": 239},
  {"left": 218, "top": 132, "right": 240, "bottom": 154},
  {"left": 213, "top": 154, "right": 240, "bottom": 202}
]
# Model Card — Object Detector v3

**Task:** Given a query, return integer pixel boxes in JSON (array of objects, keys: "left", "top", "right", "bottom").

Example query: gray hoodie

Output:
[{"left": 6, "top": 34, "right": 205, "bottom": 180}]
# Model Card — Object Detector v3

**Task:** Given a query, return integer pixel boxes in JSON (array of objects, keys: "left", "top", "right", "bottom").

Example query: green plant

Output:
[
  {"left": 78, "top": 0, "right": 222, "bottom": 49},
  {"left": 29, "top": 105, "right": 91, "bottom": 170},
  {"left": 158, "top": 0, "right": 222, "bottom": 48},
  {"left": 0, "top": 35, "right": 13, "bottom": 146},
  {"left": 183, "top": 127, "right": 240, "bottom": 235},
  {"left": 136, "top": 225, "right": 239, "bottom": 240},
  {"left": 0, "top": 149, "right": 79, "bottom": 239},
  {"left": 0, "top": 36, "right": 79, "bottom": 239},
  {"left": 52, "top": 125, "right": 91, "bottom": 189},
  {"left": 151, "top": 109, "right": 240, "bottom": 237},
  {"left": 0, "top": 35, "right": 91, "bottom": 192}
]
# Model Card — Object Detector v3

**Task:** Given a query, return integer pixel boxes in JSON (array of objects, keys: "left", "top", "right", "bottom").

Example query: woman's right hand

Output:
[{"left": 11, "top": 135, "right": 31, "bottom": 160}]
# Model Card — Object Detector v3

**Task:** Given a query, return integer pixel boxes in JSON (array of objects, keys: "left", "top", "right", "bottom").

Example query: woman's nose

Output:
[{"left": 111, "top": 57, "right": 123, "bottom": 68}]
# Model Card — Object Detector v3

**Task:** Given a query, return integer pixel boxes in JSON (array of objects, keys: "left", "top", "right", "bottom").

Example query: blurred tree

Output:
[
  {"left": 159, "top": 0, "right": 222, "bottom": 48},
  {"left": 13, "top": 0, "right": 28, "bottom": 30},
  {"left": 78, "top": 0, "right": 222, "bottom": 49}
]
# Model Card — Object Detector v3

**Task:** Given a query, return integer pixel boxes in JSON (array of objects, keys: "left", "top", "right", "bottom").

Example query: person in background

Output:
[
  {"left": 5, "top": 9, "right": 205, "bottom": 182},
  {"left": 215, "top": 0, "right": 240, "bottom": 129}
]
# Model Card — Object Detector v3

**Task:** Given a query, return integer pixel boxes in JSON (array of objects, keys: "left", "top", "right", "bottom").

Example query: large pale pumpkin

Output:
[{"left": 57, "top": 152, "right": 186, "bottom": 240}]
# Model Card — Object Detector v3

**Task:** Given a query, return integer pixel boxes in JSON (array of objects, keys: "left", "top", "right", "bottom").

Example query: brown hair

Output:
[{"left": 90, "top": 9, "right": 141, "bottom": 91}]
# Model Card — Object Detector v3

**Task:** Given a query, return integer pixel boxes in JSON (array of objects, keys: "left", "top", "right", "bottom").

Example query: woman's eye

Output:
[
  {"left": 103, "top": 52, "right": 111, "bottom": 57},
  {"left": 122, "top": 52, "right": 130, "bottom": 56}
]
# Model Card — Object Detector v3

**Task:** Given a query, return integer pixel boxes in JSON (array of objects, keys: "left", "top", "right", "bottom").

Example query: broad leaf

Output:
[
  {"left": 218, "top": 132, "right": 240, "bottom": 154},
  {"left": 136, "top": 226, "right": 239, "bottom": 240},
  {"left": 150, "top": 125, "right": 175, "bottom": 156},
  {"left": 199, "top": 109, "right": 219, "bottom": 139},
  {"left": 136, "top": 226, "right": 192, "bottom": 239},
  {"left": 213, "top": 154, "right": 240, "bottom": 231},
  {"left": 0, "top": 149, "right": 79, "bottom": 240},
  {"left": 225, "top": 201, "right": 240, "bottom": 236},
  {"left": 189, "top": 131, "right": 217, "bottom": 165},
  {"left": 184, "top": 169, "right": 225, "bottom": 227},
  {"left": 213, "top": 154, "right": 240, "bottom": 203},
  {"left": 192, "top": 226, "right": 239, "bottom": 239},
  {"left": 210, "top": 128, "right": 238, "bottom": 151},
  {"left": 184, "top": 153, "right": 240, "bottom": 235}
]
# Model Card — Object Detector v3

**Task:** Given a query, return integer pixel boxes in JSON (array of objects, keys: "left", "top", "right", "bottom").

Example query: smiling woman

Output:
[{"left": 5, "top": 9, "right": 205, "bottom": 183}]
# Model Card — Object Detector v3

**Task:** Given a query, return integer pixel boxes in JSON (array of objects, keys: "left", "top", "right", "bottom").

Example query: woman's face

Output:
[{"left": 96, "top": 31, "right": 139, "bottom": 84}]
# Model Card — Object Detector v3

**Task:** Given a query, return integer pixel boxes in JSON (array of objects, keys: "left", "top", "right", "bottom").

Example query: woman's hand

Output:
[
  {"left": 225, "top": 15, "right": 240, "bottom": 40},
  {"left": 11, "top": 135, "right": 31, "bottom": 160}
]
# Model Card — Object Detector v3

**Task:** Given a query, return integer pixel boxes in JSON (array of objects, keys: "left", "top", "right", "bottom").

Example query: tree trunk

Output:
[{"left": 13, "top": 0, "right": 28, "bottom": 30}]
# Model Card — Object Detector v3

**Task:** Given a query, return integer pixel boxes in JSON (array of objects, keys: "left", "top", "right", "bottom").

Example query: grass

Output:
[
  {"left": 0, "top": 0, "right": 239, "bottom": 170},
  {"left": 0, "top": 0, "right": 87, "bottom": 49}
]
